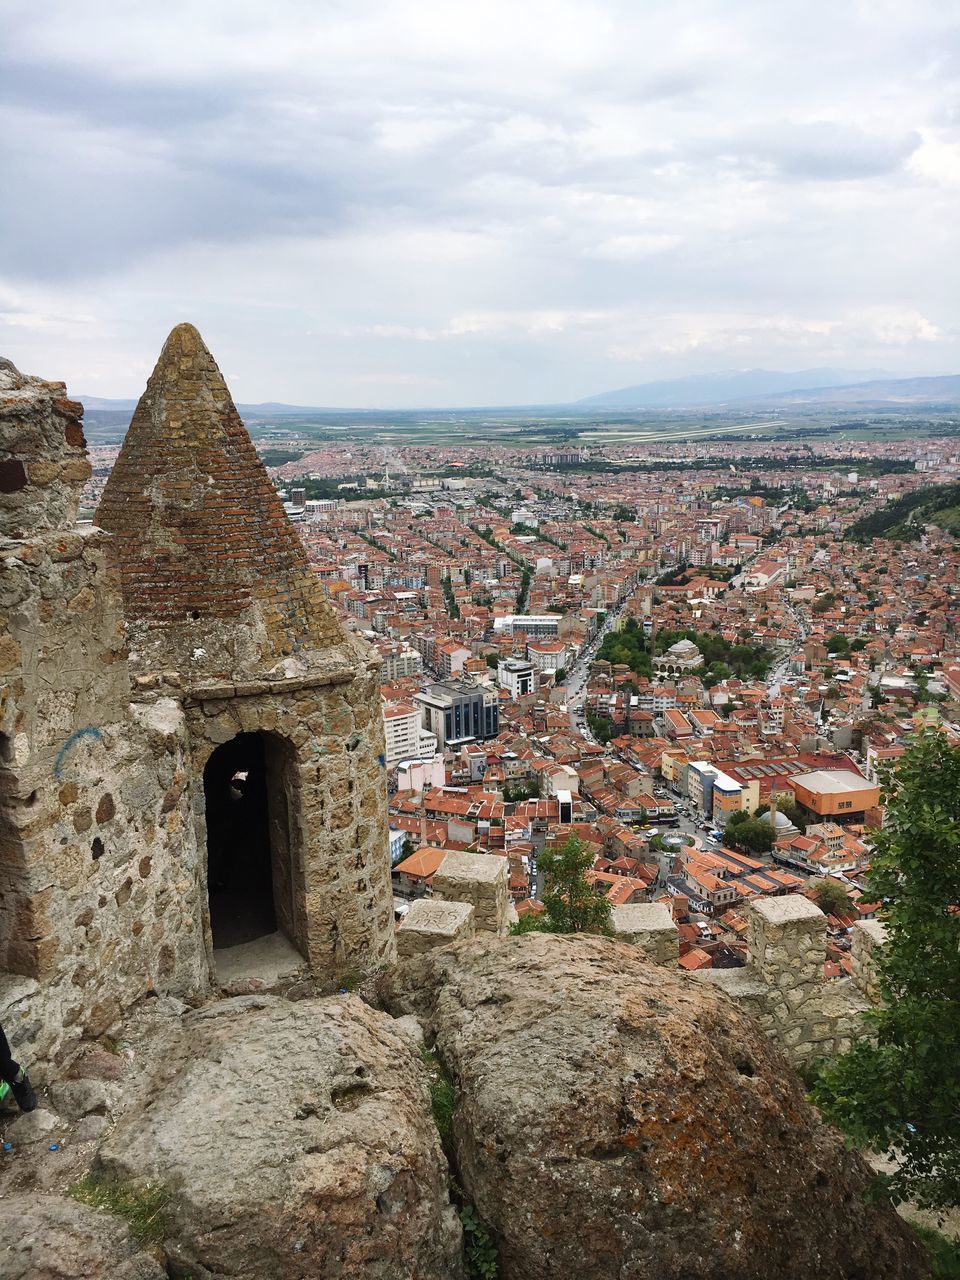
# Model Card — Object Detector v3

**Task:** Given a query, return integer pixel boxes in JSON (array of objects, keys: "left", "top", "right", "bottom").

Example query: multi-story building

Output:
[
  {"left": 414, "top": 680, "right": 500, "bottom": 750},
  {"left": 687, "top": 761, "right": 746, "bottom": 827},
  {"left": 527, "top": 640, "right": 569, "bottom": 674},
  {"left": 382, "top": 700, "right": 438, "bottom": 768},
  {"left": 497, "top": 658, "right": 537, "bottom": 699},
  {"left": 789, "top": 770, "right": 880, "bottom": 823},
  {"left": 492, "top": 614, "right": 561, "bottom": 640},
  {"left": 373, "top": 640, "right": 423, "bottom": 683}
]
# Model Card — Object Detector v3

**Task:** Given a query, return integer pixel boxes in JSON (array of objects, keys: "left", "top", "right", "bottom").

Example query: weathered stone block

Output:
[
  {"left": 397, "top": 899, "right": 475, "bottom": 959},
  {"left": 432, "top": 851, "right": 509, "bottom": 936},
  {"left": 610, "top": 903, "right": 679, "bottom": 965},
  {"left": 852, "top": 918, "right": 887, "bottom": 1002}
]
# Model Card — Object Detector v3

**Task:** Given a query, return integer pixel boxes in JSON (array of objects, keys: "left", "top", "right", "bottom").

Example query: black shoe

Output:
[{"left": 11, "top": 1073, "right": 37, "bottom": 1113}]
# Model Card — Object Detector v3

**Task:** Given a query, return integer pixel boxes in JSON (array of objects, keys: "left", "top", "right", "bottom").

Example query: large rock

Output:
[
  {"left": 382, "top": 933, "right": 930, "bottom": 1280},
  {"left": 0, "top": 1194, "right": 166, "bottom": 1279},
  {"left": 96, "top": 994, "right": 462, "bottom": 1280}
]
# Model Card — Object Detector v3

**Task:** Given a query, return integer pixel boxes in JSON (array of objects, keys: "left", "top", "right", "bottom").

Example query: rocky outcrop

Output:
[
  {"left": 0, "top": 1193, "right": 166, "bottom": 1279},
  {"left": 96, "top": 993, "right": 462, "bottom": 1280},
  {"left": 382, "top": 933, "right": 930, "bottom": 1280}
]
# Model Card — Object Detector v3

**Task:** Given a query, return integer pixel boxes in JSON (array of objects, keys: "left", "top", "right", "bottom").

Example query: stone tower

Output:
[{"left": 0, "top": 330, "right": 395, "bottom": 1073}]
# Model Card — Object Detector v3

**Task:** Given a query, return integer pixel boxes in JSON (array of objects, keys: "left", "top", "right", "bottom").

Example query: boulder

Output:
[
  {"left": 97, "top": 993, "right": 462, "bottom": 1280},
  {"left": 0, "top": 1193, "right": 166, "bottom": 1279},
  {"left": 381, "top": 933, "right": 929, "bottom": 1280}
]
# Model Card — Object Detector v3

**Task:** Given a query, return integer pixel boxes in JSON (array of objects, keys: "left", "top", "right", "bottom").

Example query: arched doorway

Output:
[{"left": 203, "top": 732, "right": 304, "bottom": 956}]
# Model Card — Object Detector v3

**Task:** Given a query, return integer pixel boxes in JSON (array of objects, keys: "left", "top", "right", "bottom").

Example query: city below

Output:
[{"left": 86, "top": 418, "right": 960, "bottom": 971}]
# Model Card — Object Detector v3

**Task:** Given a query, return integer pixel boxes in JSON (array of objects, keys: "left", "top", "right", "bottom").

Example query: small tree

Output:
[
  {"left": 725, "top": 815, "right": 775, "bottom": 854},
  {"left": 812, "top": 732, "right": 960, "bottom": 1211},
  {"left": 814, "top": 878, "right": 851, "bottom": 917},
  {"left": 511, "top": 833, "right": 611, "bottom": 936}
]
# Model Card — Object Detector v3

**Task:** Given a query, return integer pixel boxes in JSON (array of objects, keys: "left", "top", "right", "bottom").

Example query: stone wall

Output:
[
  {"left": 608, "top": 886, "right": 881, "bottom": 1069},
  {"left": 184, "top": 665, "right": 394, "bottom": 982},
  {"left": 431, "top": 851, "right": 509, "bottom": 936},
  {"left": 1, "top": 364, "right": 206, "bottom": 1071},
  {"left": 610, "top": 903, "right": 679, "bottom": 965},
  {"left": 1, "top": 347, "right": 396, "bottom": 1076},
  {"left": 851, "top": 918, "right": 886, "bottom": 1004}
]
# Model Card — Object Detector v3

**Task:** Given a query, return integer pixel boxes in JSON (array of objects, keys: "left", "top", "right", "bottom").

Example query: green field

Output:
[{"left": 81, "top": 404, "right": 960, "bottom": 450}]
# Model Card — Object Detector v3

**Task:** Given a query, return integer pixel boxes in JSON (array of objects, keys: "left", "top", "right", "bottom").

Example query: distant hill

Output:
[
  {"left": 847, "top": 482, "right": 960, "bottom": 542},
  {"left": 575, "top": 368, "right": 893, "bottom": 409},
  {"left": 760, "top": 374, "right": 960, "bottom": 407},
  {"left": 79, "top": 395, "right": 334, "bottom": 416}
]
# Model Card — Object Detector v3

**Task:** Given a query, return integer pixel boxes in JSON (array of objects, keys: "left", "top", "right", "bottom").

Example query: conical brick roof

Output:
[{"left": 95, "top": 323, "right": 343, "bottom": 676}]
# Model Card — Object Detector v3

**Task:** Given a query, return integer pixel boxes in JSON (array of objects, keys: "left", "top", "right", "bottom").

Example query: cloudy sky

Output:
[{"left": 2, "top": 0, "right": 959, "bottom": 406}]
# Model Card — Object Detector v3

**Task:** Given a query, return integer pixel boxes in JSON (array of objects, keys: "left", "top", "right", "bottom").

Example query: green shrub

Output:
[
  {"left": 420, "top": 1046, "right": 455, "bottom": 1146},
  {"left": 460, "top": 1203, "right": 498, "bottom": 1279},
  {"left": 912, "top": 1224, "right": 960, "bottom": 1279}
]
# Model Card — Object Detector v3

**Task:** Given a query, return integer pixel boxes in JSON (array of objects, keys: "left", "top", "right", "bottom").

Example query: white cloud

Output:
[{"left": 0, "top": 0, "right": 958, "bottom": 403}]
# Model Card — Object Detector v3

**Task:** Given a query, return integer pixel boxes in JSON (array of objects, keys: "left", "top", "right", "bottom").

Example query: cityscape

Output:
[{"left": 197, "top": 423, "right": 960, "bottom": 976}]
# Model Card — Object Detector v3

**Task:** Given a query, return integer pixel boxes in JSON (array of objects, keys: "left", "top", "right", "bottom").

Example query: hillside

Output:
[
  {"left": 575, "top": 368, "right": 890, "bottom": 409},
  {"left": 847, "top": 482, "right": 960, "bottom": 541},
  {"left": 765, "top": 374, "right": 960, "bottom": 407}
]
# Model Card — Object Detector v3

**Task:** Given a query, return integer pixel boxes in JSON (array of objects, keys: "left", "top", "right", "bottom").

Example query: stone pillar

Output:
[
  {"left": 431, "top": 852, "right": 509, "bottom": 936},
  {"left": 851, "top": 919, "right": 887, "bottom": 1003},
  {"left": 610, "top": 903, "right": 679, "bottom": 965},
  {"left": 397, "top": 899, "right": 475, "bottom": 959},
  {"left": 747, "top": 895, "right": 827, "bottom": 1056}
]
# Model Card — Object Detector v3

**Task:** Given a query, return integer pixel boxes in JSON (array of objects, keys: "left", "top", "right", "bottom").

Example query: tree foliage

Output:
[
  {"left": 597, "top": 617, "right": 771, "bottom": 684},
  {"left": 724, "top": 809, "right": 776, "bottom": 853},
  {"left": 812, "top": 733, "right": 960, "bottom": 1211},
  {"left": 814, "top": 879, "right": 852, "bottom": 917},
  {"left": 511, "top": 833, "right": 611, "bottom": 936}
]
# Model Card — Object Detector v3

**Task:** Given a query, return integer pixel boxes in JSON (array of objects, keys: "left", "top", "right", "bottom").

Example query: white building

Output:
[
  {"left": 527, "top": 640, "right": 570, "bottom": 674},
  {"left": 653, "top": 638, "right": 703, "bottom": 677},
  {"left": 374, "top": 641, "right": 423, "bottom": 683},
  {"left": 492, "top": 614, "right": 562, "bottom": 639},
  {"left": 396, "top": 754, "right": 446, "bottom": 792},
  {"left": 383, "top": 700, "right": 438, "bottom": 768},
  {"left": 497, "top": 657, "right": 537, "bottom": 699}
]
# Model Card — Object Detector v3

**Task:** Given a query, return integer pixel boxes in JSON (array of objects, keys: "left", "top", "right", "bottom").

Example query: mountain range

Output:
[
  {"left": 78, "top": 396, "right": 331, "bottom": 415},
  {"left": 574, "top": 368, "right": 960, "bottom": 409},
  {"left": 79, "top": 368, "right": 960, "bottom": 416}
]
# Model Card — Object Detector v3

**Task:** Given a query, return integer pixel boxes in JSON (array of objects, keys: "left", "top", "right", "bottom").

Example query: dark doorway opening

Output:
[{"left": 203, "top": 731, "right": 301, "bottom": 953}]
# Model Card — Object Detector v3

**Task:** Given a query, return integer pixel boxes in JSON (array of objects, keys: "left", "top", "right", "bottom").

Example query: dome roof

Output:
[{"left": 762, "top": 809, "right": 793, "bottom": 828}]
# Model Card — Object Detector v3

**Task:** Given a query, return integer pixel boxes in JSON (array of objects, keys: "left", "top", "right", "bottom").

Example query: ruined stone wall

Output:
[
  {"left": 610, "top": 903, "right": 680, "bottom": 965},
  {"left": 1, "top": 365, "right": 207, "bottom": 1073},
  {"left": 431, "top": 851, "right": 509, "bottom": 936}
]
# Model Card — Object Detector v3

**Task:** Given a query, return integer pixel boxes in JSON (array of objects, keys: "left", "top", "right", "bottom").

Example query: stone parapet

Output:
[
  {"left": 747, "top": 895, "right": 826, "bottom": 990},
  {"left": 397, "top": 899, "right": 475, "bottom": 959},
  {"left": 684, "top": 894, "right": 880, "bottom": 1068},
  {"left": 431, "top": 852, "right": 509, "bottom": 936},
  {"left": 610, "top": 903, "right": 679, "bottom": 965},
  {"left": 851, "top": 919, "right": 887, "bottom": 1003},
  {"left": 746, "top": 895, "right": 830, "bottom": 1064}
]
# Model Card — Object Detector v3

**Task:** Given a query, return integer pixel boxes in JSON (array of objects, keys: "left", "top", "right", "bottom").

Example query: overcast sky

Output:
[{"left": 2, "top": 0, "right": 959, "bottom": 406}]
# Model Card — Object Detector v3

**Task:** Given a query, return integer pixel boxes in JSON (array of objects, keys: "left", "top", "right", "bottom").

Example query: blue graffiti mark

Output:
[
  {"left": 54, "top": 727, "right": 103, "bottom": 780},
  {"left": 377, "top": 753, "right": 386, "bottom": 768}
]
